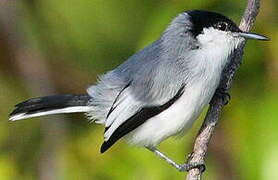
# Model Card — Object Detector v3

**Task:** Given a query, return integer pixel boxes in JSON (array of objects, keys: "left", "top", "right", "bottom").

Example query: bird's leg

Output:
[
  {"left": 146, "top": 147, "right": 205, "bottom": 172},
  {"left": 211, "top": 88, "right": 231, "bottom": 105}
]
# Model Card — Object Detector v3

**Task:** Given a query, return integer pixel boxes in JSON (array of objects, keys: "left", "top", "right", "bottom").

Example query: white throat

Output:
[
  {"left": 197, "top": 27, "right": 242, "bottom": 56},
  {"left": 195, "top": 27, "right": 242, "bottom": 72}
]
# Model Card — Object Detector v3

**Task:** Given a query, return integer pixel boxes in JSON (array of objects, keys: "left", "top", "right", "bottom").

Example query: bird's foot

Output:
[
  {"left": 179, "top": 162, "right": 206, "bottom": 172},
  {"left": 211, "top": 88, "right": 231, "bottom": 105},
  {"left": 146, "top": 147, "right": 206, "bottom": 173}
]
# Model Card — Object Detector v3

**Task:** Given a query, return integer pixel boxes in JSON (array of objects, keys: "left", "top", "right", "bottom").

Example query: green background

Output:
[{"left": 0, "top": 0, "right": 277, "bottom": 179}]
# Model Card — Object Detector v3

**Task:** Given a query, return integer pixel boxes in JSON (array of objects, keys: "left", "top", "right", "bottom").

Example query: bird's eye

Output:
[{"left": 217, "top": 22, "right": 228, "bottom": 31}]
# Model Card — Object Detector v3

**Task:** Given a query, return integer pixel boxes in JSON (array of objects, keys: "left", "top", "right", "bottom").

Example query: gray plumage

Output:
[{"left": 88, "top": 13, "right": 196, "bottom": 121}]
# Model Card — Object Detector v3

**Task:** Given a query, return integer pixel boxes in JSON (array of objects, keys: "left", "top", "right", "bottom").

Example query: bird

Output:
[{"left": 9, "top": 10, "right": 269, "bottom": 171}]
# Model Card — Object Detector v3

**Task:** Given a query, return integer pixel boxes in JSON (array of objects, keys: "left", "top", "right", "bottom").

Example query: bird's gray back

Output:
[
  {"left": 86, "top": 12, "right": 198, "bottom": 125},
  {"left": 112, "top": 13, "right": 198, "bottom": 105}
]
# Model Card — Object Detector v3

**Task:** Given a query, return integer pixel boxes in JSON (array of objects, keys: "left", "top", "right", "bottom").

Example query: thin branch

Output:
[{"left": 186, "top": 0, "right": 261, "bottom": 179}]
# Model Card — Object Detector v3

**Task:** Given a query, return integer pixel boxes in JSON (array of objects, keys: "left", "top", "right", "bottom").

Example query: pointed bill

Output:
[{"left": 238, "top": 32, "right": 270, "bottom": 41}]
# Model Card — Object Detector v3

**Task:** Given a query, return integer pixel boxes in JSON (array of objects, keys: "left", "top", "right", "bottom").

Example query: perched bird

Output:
[{"left": 9, "top": 10, "right": 269, "bottom": 171}]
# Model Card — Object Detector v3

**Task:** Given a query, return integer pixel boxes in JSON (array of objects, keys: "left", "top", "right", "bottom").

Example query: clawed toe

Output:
[
  {"left": 211, "top": 88, "right": 231, "bottom": 105},
  {"left": 179, "top": 162, "right": 206, "bottom": 172}
]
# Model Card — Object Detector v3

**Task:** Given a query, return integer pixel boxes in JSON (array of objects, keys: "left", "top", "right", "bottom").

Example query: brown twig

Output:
[{"left": 186, "top": 0, "right": 261, "bottom": 179}]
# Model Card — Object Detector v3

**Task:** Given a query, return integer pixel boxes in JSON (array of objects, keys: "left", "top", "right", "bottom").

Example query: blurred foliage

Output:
[{"left": 0, "top": 0, "right": 277, "bottom": 179}]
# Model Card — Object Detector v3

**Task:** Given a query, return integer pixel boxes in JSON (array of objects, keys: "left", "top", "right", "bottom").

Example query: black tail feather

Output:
[{"left": 10, "top": 94, "right": 91, "bottom": 118}]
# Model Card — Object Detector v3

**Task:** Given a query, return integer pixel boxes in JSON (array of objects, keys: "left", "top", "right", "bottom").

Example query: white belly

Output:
[{"left": 126, "top": 80, "right": 218, "bottom": 147}]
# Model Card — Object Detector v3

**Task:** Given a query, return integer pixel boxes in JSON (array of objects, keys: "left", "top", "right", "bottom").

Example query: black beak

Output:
[{"left": 238, "top": 32, "right": 270, "bottom": 41}]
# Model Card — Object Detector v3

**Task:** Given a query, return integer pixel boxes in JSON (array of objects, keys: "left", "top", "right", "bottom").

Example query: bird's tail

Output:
[{"left": 9, "top": 94, "right": 92, "bottom": 121}]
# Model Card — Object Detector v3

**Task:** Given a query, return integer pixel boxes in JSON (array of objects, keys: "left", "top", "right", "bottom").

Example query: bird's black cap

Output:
[{"left": 187, "top": 10, "right": 241, "bottom": 37}]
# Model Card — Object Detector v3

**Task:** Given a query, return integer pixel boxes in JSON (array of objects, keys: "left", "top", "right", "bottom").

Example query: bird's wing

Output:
[
  {"left": 102, "top": 51, "right": 188, "bottom": 150},
  {"left": 101, "top": 84, "right": 185, "bottom": 153},
  {"left": 98, "top": 23, "right": 195, "bottom": 152}
]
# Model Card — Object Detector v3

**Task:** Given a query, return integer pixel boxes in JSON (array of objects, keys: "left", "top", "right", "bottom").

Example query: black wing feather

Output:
[
  {"left": 100, "top": 85, "right": 185, "bottom": 153},
  {"left": 105, "top": 82, "right": 131, "bottom": 120}
]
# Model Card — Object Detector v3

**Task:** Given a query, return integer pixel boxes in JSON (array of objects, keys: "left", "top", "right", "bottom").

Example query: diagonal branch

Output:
[{"left": 186, "top": 0, "right": 261, "bottom": 179}]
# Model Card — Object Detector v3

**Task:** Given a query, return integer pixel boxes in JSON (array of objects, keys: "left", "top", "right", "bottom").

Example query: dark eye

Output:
[{"left": 217, "top": 22, "right": 228, "bottom": 31}]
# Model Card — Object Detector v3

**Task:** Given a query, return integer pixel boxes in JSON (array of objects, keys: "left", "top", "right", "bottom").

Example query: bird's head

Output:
[
  {"left": 165, "top": 10, "right": 269, "bottom": 52},
  {"left": 187, "top": 10, "right": 269, "bottom": 49}
]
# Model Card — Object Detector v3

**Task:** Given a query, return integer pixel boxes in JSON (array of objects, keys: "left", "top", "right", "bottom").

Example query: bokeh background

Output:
[{"left": 0, "top": 0, "right": 277, "bottom": 179}]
